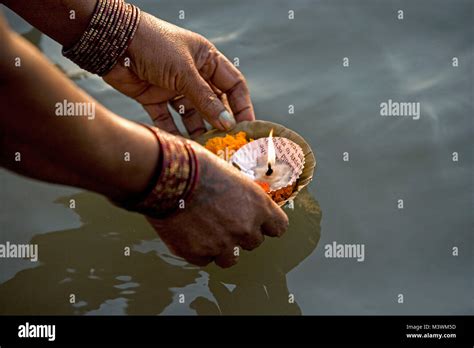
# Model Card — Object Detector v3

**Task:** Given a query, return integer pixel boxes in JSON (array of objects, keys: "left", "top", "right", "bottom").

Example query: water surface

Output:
[{"left": 0, "top": 0, "right": 472, "bottom": 315}]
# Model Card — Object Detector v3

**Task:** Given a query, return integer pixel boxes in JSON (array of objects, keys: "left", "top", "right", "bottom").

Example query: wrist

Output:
[
  {"left": 123, "top": 10, "right": 154, "bottom": 77},
  {"left": 62, "top": 0, "right": 141, "bottom": 76},
  {"left": 111, "top": 125, "right": 199, "bottom": 218},
  {"left": 118, "top": 122, "right": 161, "bottom": 197},
  {"left": 100, "top": 119, "right": 160, "bottom": 201}
]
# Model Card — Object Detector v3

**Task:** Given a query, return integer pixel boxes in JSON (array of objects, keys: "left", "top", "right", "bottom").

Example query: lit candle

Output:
[
  {"left": 251, "top": 130, "right": 292, "bottom": 191},
  {"left": 265, "top": 129, "right": 275, "bottom": 176}
]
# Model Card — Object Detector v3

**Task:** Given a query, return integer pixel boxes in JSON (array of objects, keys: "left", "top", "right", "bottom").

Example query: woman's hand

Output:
[
  {"left": 2, "top": 2, "right": 254, "bottom": 136},
  {"left": 103, "top": 12, "right": 255, "bottom": 138},
  {"left": 103, "top": 12, "right": 282, "bottom": 268},
  {"left": 147, "top": 140, "right": 289, "bottom": 268}
]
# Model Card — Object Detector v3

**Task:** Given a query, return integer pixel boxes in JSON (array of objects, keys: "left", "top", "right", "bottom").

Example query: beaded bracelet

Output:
[
  {"left": 62, "top": 0, "right": 141, "bottom": 76},
  {"left": 112, "top": 125, "right": 199, "bottom": 219}
]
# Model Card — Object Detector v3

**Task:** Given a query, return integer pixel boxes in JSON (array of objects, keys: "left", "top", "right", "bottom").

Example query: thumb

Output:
[
  {"left": 183, "top": 71, "right": 236, "bottom": 131},
  {"left": 261, "top": 200, "right": 289, "bottom": 237}
]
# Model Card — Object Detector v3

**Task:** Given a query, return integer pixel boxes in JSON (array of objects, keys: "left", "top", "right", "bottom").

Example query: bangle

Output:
[
  {"left": 62, "top": 0, "right": 141, "bottom": 76},
  {"left": 112, "top": 125, "right": 199, "bottom": 219}
]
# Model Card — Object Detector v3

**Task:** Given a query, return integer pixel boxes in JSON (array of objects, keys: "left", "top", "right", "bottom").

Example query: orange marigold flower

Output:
[{"left": 205, "top": 131, "right": 250, "bottom": 155}]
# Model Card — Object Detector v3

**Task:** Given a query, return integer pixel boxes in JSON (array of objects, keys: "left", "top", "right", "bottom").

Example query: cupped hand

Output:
[
  {"left": 103, "top": 12, "right": 255, "bottom": 138},
  {"left": 147, "top": 140, "right": 289, "bottom": 268}
]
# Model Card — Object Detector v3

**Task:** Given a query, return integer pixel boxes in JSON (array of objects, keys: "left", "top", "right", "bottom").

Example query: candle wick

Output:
[{"left": 265, "top": 163, "right": 273, "bottom": 176}]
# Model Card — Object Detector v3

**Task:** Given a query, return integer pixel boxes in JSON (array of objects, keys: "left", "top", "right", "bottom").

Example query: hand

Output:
[
  {"left": 103, "top": 12, "right": 255, "bottom": 138},
  {"left": 147, "top": 141, "right": 289, "bottom": 268}
]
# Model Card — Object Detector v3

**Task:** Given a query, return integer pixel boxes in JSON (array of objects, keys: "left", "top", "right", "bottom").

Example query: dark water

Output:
[{"left": 0, "top": 0, "right": 472, "bottom": 315}]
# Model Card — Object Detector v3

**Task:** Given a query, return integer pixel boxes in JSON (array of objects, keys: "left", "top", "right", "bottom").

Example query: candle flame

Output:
[{"left": 267, "top": 129, "right": 276, "bottom": 167}]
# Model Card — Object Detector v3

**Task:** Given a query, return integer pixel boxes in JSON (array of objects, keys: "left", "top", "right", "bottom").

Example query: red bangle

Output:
[{"left": 112, "top": 124, "right": 199, "bottom": 219}]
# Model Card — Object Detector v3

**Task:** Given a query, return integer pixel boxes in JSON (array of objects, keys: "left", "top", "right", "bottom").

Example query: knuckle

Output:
[
  {"left": 175, "top": 72, "right": 192, "bottom": 94},
  {"left": 181, "top": 108, "right": 198, "bottom": 120},
  {"left": 276, "top": 215, "right": 289, "bottom": 236},
  {"left": 153, "top": 110, "right": 170, "bottom": 122},
  {"left": 235, "top": 72, "right": 246, "bottom": 84},
  {"left": 214, "top": 242, "right": 239, "bottom": 268},
  {"left": 238, "top": 227, "right": 253, "bottom": 239},
  {"left": 240, "top": 233, "right": 264, "bottom": 251},
  {"left": 216, "top": 256, "right": 238, "bottom": 269},
  {"left": 197, "top": 92, "right": 220, "bottom": 114},
  {"left": 187, "top": 242, "right": 204, "bottom": 257},
  {"left": 197, "top": 33, "right": 215, "bottom": 50},
  {"left": 231, "top": 69, "right": 246, "bottom": 85},
  {"left": 185, "top": 255, "right": 211, "bottom": 267}
]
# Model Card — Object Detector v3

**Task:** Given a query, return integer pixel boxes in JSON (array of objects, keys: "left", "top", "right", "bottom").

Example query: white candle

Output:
[
  {"left": 267, "top": 129, "right": 276, "bottom": 174},
  {"left": 252, "top": 129, "right": 293, "bottom": 190},
  {"left": 254, "top": 160, "right": 292, "bottom": 190}
]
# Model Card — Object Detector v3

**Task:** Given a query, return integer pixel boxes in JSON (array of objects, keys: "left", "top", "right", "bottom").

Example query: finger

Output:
[
  {"left": 239, "top": 232, "right": 264, "bottom": 251},
  {"left": 220, "top": 93, "right": 232, "bottom": 114},
  {"left": 143, "top": 102, "right": 181, "bottom": 136},
  {"left": 102, "top": 64, "right": 176, "bottom": 105},
  {"left": 210, "top": 84, "right": 233, "bottom": 115},
  {"left": 182, "top": 70, "right": 236, "bottom": 131},
  {"left": 169, "top": 96, "right": 207, "bottom": 139},
  {"left": 134, "top": 85, "right": 177, "bottom": 105},
  {"left": 215, "top": 245, "right": 239, "bottom": 268},
  {"left": 183, "top": 255, "right": 213, "bottom": 267},
  {"left": 201, "top": 51, "right": 255, "bottom": 122},
  {"left": 209, "top": 84, "right": 234, "bottom": 119},
  {"left": 261, "top": 202, "right": 289, "bottom": 237}
]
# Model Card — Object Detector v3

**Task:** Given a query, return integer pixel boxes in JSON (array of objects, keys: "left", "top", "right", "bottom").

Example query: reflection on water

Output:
[{"left": 0, "top": 190, "right": 321, "bottom": 315}]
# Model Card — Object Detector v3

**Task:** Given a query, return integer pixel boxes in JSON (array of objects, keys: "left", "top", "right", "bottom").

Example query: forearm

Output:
[
  {"left": 2, "top": 0, "right": 97, "bottom": 48},
  {"left": 0, "top": 20, "right": 158, "bottom": 200}
]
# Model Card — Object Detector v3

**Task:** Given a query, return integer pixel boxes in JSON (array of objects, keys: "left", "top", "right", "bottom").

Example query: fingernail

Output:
[{"left": 218, "top": 110, "right": 236, "bottom": 130}]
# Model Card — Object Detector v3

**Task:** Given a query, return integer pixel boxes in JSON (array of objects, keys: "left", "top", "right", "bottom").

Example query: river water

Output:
[{"left": 0, "top": 0, "right": 472, "bottom": 315}]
